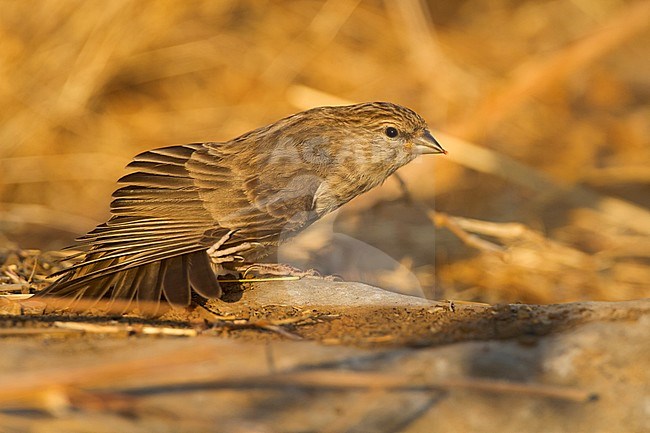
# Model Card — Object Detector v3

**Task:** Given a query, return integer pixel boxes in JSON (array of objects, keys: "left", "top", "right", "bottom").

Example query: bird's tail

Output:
[{"left": 36, "top": 250, "right": 221, "bottom": 314}]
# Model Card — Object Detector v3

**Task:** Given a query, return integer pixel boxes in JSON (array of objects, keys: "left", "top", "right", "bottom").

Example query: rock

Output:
[{"left": 225, "top": 278, "right": 437, "bottom": 308}]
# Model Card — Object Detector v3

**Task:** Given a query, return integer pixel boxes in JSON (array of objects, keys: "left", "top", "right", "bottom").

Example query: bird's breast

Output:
[{"left": 311, "top": 167, "right": 385, "bottom": 216}]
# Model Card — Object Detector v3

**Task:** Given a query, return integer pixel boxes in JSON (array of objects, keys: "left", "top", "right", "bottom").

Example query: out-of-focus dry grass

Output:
[{"left": 1, "top": 0, "right": 648, "bottom": 304}]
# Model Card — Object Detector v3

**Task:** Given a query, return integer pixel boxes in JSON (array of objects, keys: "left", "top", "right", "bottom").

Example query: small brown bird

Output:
[{"left": 38, "top": 102, "right": 445, "bottom": 310}]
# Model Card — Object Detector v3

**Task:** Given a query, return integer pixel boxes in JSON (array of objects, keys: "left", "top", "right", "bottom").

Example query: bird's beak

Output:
[{"left": 413, "top": 129, "right": 446, "bottom": 155}]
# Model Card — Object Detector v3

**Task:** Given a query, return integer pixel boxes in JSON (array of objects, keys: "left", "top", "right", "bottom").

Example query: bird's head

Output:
[
  {"left": 350, "top": 101, "right": 445, "bottom": 152},
  {"left": 308, "top": 102, "right": 446, "bottom": 172},
  {"left": 242, "top": 102, "right": 445, "bottom": 181}
]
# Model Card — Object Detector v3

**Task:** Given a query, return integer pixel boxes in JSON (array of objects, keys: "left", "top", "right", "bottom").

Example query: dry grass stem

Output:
[
  {"left": 429, "top": 212, "right": 506, "bottom": 254},
  {"left": 0, "top": 361, "right": 596, "bottom": 408},
  {"left": 1, "top": 0, "right": 648, "bottom": 305},
  {"left": 449, "top": 0, "right": 650, "bottom": 140},
  {"left": 53, "top": 321, "right": 197, "bottom": 337}
]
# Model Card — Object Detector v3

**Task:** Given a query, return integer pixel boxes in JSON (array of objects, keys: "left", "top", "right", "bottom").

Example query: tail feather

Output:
[
  {"left": 136, "top": 262, "right": 164, "bottom": 312},
  {"left": 37, "top": 251, "right": 221, "bottom": 312},
  {"left": 188, "top": 251, "right": 222, "bottom": 298},
  {"left": 161, "top": 255, "right": 191, "bottom": 306}
]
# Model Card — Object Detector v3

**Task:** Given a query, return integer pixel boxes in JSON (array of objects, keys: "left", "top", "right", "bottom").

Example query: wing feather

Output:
[
  {"left": 39, "top": 144, "right": 223, "bottom": 308},
  {"left": 40, "top": 139, "right": 325, "bottom": 310}
]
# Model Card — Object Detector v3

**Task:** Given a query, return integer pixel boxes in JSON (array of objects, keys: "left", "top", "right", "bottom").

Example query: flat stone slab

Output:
[{"left": 224, "top": 278, "right": 437, "bottom": 308}]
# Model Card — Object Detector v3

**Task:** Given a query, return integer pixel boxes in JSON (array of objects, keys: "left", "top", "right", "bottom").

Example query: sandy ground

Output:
[{"left": 1, "top": 280, "right": 648, "bottom": 433}]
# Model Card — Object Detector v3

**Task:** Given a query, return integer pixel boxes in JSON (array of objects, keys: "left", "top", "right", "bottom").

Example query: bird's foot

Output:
[
  {"left": 238, "top": 263, "right": 340, "bottom": 281},
  {"left": 208, "top": 243, "right": 253, "bottom": 264},
  {"left": 207, "top": 232, "right": 265, "bottom": 264},
  {"left": 206, "top": 230, "right": 236, "bottom": 256}
]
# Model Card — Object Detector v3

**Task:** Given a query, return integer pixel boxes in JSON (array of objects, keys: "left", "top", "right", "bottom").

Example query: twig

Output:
[
  {"left": 212, "top": 311, "right": 318, "bottom": 340},
  {"left": 0, "top": 328, "right": 84, "bottom": 336},
  {"left": 394, "top": 172, "right": 507, "bottom": 255},
  {"left": 256, "top": 324, "right": 303, "bottom": 340},
  {"left": 428, "top": 211, "right": 505, "bottom": 254},
  {"left": 0, "top": 340, "right": 598, "bottom": 406},
  {"left": 0, "top": 286, "right": 30, "bottom": 295},
  {"left": 245, "top": 371, "right": 597, "bottom": 403},
  {"left": 53, "top": 321, "right": 197, "bottom": 337},
  {"left": 27, "top": 253, "right": 38, "bottom": 283}
]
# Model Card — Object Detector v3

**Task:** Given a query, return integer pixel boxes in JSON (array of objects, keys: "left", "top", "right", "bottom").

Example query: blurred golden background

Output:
[{"left": 1, "top": 0, "right": 649, "bottom": 304}]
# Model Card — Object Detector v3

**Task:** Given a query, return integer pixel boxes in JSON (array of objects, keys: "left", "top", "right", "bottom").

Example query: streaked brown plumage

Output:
[{"left": 37, "top": 102, "right": 445, "bottom": 311}]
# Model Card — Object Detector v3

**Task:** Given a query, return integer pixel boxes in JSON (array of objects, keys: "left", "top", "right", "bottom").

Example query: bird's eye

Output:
[{"left": 385, "top": 127, "right": 399, "bottom": 138}]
